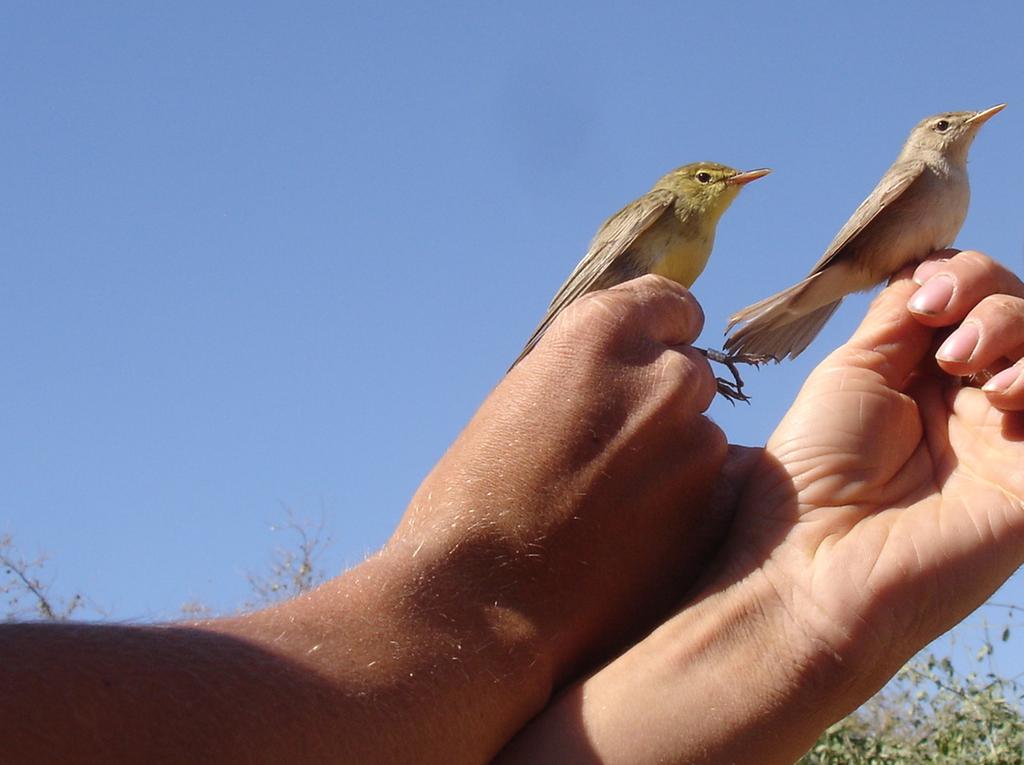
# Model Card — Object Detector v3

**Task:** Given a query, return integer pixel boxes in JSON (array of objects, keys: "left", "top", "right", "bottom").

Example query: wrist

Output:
[
  {"left": 655, "top": 578, "right": 856, "bottom": 763},
  {"left": 500, "top": 567, "right": 862, "bottom": 765},
  {"left": 379, "top": 532, "right": 557, "bottom": 699},
  {"left": 626, "top": 581, "right": 846, "bottom": 765}
]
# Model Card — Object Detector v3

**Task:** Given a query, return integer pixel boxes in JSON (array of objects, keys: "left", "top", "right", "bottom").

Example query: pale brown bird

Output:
[{"left": 725, "top": 104, "right": 1005, "bottom": 362}]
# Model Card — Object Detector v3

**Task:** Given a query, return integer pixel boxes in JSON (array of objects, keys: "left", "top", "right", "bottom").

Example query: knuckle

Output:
[
  {"left": 647, "top": 348, "right": 716, "bottom": 408},
  {"left": 632, "top": 272, "right": 689, "bottom": 297},
  {"left": 977, "top": 293, "right": 1024, "bottom": 319},
  {"left": 569, "top": 290, "right": 633, "bottom": 341},
  {"left": 551, "top": 276, "right": 705, "bottom": 363},
  {"left": 617, "top": 274, "right": 697, "bottom": 309},
  {"left": 956, "top": 250, "right": 1024, "bottom": 295},
  {"left": 548, "top": 291, "right": 645, "bottom": 364},
  {"left": 629, "top": 276, "right": 704, "bottom": 336},
  {"left": 655, "top": 345, "right": 695, "bottom": 380},
  {"left": 957, "top": 249, "right": 995, "bottom": 272}
]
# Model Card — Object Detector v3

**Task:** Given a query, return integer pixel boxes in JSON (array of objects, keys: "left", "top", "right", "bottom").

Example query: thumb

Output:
[
  {"left": 819, "top": 267, "right": 936, "bottom": 390},
  {"left": 597, "top": 274, "right": 706, "bottom": 348}
]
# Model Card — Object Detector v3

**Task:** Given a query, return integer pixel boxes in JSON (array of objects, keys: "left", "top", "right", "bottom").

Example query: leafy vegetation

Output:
[{"left": 802, "top": 626, "right": 1024, "bottom": 764}]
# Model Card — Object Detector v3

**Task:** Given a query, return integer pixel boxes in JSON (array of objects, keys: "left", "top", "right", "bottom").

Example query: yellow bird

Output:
[{"left": 512, "top": 162, "right": 771, "bottom": 400}]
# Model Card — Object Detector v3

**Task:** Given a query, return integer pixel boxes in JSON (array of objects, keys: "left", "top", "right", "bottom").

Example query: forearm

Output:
[
  {"left": 0, "top": 617, "right": 356, "bottom": 763},
  {"left": 220, "top": 549, "right": 556, "bottom": 763},
  {"left": 0, "top": 549, "right": 554, "bottom": 764}
]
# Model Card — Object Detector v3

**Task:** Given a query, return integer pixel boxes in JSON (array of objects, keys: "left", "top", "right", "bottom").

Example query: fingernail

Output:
[
  {"left": 983, "top": 366, "right": 1020, "bottom": 393},
  {"left": 936, "top": 322, "right": 980, "bottom": 363},
  {"left": 909, "top": 275, "right": 955, "bottom": 315},
  {"left": 912, "top": 259, "right": 950, "bottom": 286}
]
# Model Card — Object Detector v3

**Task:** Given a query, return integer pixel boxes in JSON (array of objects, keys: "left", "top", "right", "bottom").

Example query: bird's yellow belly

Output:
[{"left": 648, "top": 235, "right": 713, "bottom": 289}]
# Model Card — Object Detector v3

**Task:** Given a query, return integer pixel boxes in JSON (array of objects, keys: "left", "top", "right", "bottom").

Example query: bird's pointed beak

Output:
[
  {"left": 967, "top": 103, "right": 1007, "bottom": 127},
  {"left": 726, "top": 168, "right": 772, "bottom": 186}
]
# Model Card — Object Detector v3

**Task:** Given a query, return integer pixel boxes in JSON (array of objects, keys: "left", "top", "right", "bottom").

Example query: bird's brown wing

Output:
[
  {"left": 724, "top": 159, "right": 927, "bottom": 362},
  {"left": 806, "top": 159, "right": 927, "bottom": 275},
  {"left": 510, "top": 188, "right": 676, "bottom": 367}
]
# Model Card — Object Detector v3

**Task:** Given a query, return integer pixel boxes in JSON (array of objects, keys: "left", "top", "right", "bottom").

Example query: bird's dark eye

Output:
[
  {"left": 696, "top": 171, "right": 712, "bottom": 184},
  {"left": 934, "top": 119, "right": 950, "bottom": 132}
]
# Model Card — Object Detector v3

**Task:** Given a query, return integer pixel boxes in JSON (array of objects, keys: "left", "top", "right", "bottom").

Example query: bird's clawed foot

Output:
[{"left": 698, "top": 348, "right": 772, "bottom": 405}]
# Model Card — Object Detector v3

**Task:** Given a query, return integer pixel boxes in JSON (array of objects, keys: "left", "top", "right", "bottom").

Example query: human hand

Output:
[
  {"left": 498, "top": 250, "right": 1024, "bottom": 765},
  {"left": 742, "top": 249, "right": 1024, "bottom": 685},
  {"left": 391, "top": 274, "right": 732, "bottom": 682},
  {"left": 367, "top": 274, "right": 745, "bottom": 761}
]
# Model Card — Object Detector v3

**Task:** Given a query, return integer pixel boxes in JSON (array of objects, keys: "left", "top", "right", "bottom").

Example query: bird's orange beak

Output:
[
  {"left": 966, "top": 103, "right": 1006, "bottom": 127},
  {"left": 726, "top": 168, "right": 772, "bottom": 186}
]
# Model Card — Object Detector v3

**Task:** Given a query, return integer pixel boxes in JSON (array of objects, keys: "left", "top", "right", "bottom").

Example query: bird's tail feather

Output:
[
  {"left": 730, "top": 300, "right": 841, "bottom": 360},
  {"left": 725, "top": 276, "right": 841, "bottom": 361}
]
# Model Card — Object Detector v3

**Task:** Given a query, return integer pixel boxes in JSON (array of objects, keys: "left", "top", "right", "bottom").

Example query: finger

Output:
[
  {"left": 591, "top": 274, "right": 706, "bottom": 348},
  {"left": 527, "top": 276, "right": 703, "bottom": 370},
  {"left": 908, "top": 250, "right": 1024, "bottom": 327},
  {"left": 661, "top": 344, "right": 720, "bottom": 412},
  {"left": 827, "top": 271, "right": 933, "bottom": 391},
  {"left": 935, "top": 294, "right": 1024, "bottom": 376},
  {"left": 537, "top": 274, "right": 715, "bottom": 411},
  {"left": 982, "top": 361, "right": 1024, "bottom": 411},
  {"left": 908, "top": 248, "right": 960, "bottom": 285}
]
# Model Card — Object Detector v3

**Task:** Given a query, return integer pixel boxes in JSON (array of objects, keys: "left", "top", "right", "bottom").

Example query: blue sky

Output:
[{"left": 3, "top": 2, "right": 1023, "bottom": 670}]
